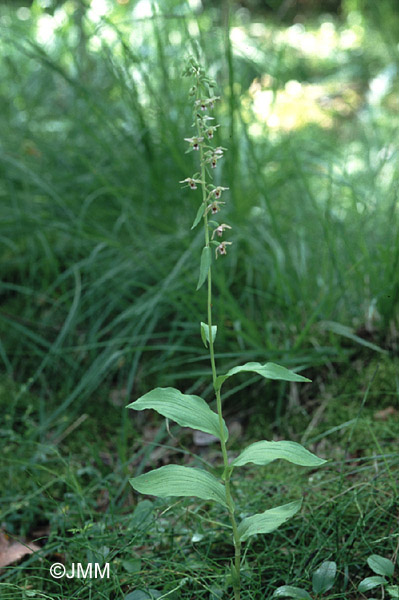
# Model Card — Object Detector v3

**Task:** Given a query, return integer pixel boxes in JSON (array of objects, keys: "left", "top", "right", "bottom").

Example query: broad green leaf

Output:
[
  {"left": 368, "top": 555, "right": 395, "bottom": 577},
  {"left": 273, "top": 586, "right": 312, "bottom": 599},
  {"left": 130, "top": 465, "right": 228, "bottom": 508},
  {"left": 215, "top": 362, "right": 310, "bottom": 390},
  {"left": 196, "top": 246, "right": 211, "bottom": 291},
  {"left": 200, "top": 321, "right": 217, "bottom": 348},
  {"left": 237, "top": 499, "right": 302, "bottom": 542},
  {"left": 131, "top": 500, "right": 153, "bottom": 530},
  {"left": 209, "top": 586, "right": 224, "bottom": 600},
  {"left": 122, "top": 559, "right": 141, "bottom": 574},
  {"left": 312, "top": 561, "right": 337, "bottom": 594},
  {"left": 231, "top": 440, "right": 326, "bottom": 468},
  {"left": 387, "top": 585, "right": 399, "bottom": 598},
  {"left": 127, "top": 387, "right": 228, "bottom": 441},
  {"left": 358, "top": 576, "right": 387, "bottom": 592},
  {"left": 191, "top": 203, "right": 205, "bottom": 230}
]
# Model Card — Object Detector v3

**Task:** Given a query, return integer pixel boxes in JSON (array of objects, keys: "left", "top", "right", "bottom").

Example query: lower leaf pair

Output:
[{"left": 127, "top": 365, "right": 326, "bottom": 544}]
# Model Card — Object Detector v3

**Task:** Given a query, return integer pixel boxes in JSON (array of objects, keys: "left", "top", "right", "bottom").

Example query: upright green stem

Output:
[
  {"left": 208, "top": 269, "right": 241, "bottom": 600},
  {"left": 196, "top": 83, "right": 241, "bottom": 600}
]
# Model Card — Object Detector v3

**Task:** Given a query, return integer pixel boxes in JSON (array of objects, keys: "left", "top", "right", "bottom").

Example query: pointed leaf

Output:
[
  {"left": 386, "top": 585, "right": 399, "bottom": 598},
  {"left": 130, "top": 465, "right": 228, "bottom": 508},
  {"left": 368, "top": 555, "right": 395, "bottom": 577},
  {"left": 238, "top": 499, "right": 302, "bottom": 542},
  {"left": 320, "top": 320, "right": 387, "bottom": 354},
  {"left": 312, "top": 561, "right": 337, "bottom": 594},
  {"left": 196, "top": 246, "right": 211, "bottom": 291},
  {"left": 131, "top": 500, "right": 153, "bottom": 530},
  {"left": 191, "top": 203, "right": 205, "bottom": 230},
  {"left": 200, "top": 322, "right": 217, "bottom": 348},
  {"left": 215, "top": 362, "right": 310, "bottom": 390},
  {"left": 358, "top": 576, "right": 387, "bottom": 592},
  {"left": 273, "top": 586, "right": 312, "bottom": 599},
  {"left": 127, "top": 387, "right": 228, "bottom": 441},
  {"left": 231, "top": 440, "right": 326, "bottom": 468}
]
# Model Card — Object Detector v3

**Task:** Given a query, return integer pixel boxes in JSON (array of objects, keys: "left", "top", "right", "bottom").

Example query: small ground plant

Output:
[
  {"left": 127, "top": 57, "right": 326, "bottom": 599},
  {"left": 273, "top": 561, "right": 337, "bottom": 599},
  {"left": 358, "top": 554, "right": 399, "bottom": 599}
]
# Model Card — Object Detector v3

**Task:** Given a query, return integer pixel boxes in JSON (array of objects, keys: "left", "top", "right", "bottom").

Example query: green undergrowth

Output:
[{"left": 1, "top": 352, "right": 398, "bottom": 598}]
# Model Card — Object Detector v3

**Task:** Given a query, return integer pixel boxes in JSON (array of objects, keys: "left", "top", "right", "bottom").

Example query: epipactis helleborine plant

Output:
[{"left": 127, "top": 57, "right": 326, "bottom": 600}]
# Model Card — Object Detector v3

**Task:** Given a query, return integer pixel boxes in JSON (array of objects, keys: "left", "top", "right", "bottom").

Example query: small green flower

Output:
[
  {"left": 204, "top": 148, "right": 223, "bottom": 169},
  {"left": 196, "top": 99, "right": 208, "bottom": 111},
  {"left": 211, "top": 186, "right": 229, "bottom": 199},
  {"left": 206, "top": 125, "right": 219, "bottom": 139},
  {"left": 215, "top": 241, "right": 232, "bottom": 258},
  {"left": 214, "top": 146, "right": 225, "bottom": 155},
  {"left": 206, "top": 200, "right": 225, "bottom": 215},
  {"left": 194, "top": 96, "right": 220, "bottom": 111},
  {"left": 184, "top": 136, "right": 204, "bottom": 151},
  {"left": 180, "top": 177, "right": 203, "bottom": 190},
  {"left": 212, "top": 224, "right": 232, "bottom": 239}
]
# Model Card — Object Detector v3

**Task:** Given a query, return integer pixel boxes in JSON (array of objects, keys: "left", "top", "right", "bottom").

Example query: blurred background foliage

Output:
[
  {"left": 1, "top": 1, "right": 399, "bottom": 596},
  {"left": 0, "top": 0, "right": 398, "bottom": 433}
]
